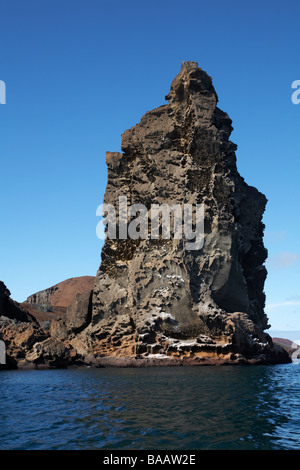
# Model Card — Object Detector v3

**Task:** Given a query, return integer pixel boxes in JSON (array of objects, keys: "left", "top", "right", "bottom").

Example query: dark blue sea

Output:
[{"left": 1, "top": 362, "right": 300, "bottom": 450}]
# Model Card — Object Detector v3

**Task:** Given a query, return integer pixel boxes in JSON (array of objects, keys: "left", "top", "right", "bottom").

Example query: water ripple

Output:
[{"left": 0, "top": 364, "right": 300, "bottom": 449}]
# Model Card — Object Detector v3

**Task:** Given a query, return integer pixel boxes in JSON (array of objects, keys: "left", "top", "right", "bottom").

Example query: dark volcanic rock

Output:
[
  {"left": 0, "top": 314, "right": 49, "bottom": 369},
  {"left": 65, "top": 289, "right": 93, "bottom": 333},
  {"left": 0, "top": 63, "right": 291, "bottom": 368},
  {"left": 80, "top": 61, "right": 290, "bottom": 365},
  {"left": 25, "top": 337, "right": 72, "bottom": 368},
  {"left": 0, "top": 281, "right": 37, "bottom": 323},
  {"left": 0, "top": 281, "right": 71, "bottom": 369}
]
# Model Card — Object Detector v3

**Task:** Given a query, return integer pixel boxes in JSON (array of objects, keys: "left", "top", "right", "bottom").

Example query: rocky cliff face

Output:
[
  {"left": 0, "top": 63, "right": 291, "bottom": 368},
  {"left": 0, "top": 282, "right": 36, "bottom": 324},
  {"left": 25, "top": 276, "right": 95, "bottom": 310},
  {"left": 72, "top": 61, "right": 289, "bottom": 365},
  {"left": 22, "top": 276, "right": 95, "bottom": 324},
  {"left": 0, "top": 281, "right": 75, "bottom": 369}
]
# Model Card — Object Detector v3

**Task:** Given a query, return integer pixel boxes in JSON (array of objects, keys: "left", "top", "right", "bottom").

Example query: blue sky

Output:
[{"left": 0, "top": 0, "right": 299, "bottom": 334}]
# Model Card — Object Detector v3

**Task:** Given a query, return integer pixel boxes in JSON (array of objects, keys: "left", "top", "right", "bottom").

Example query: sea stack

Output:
[{"left": 81, "top": 61, "right": 289, "bottom": 365}]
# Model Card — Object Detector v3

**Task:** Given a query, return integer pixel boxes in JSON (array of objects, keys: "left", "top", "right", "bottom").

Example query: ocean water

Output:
[{"left": 1, "top": 362, "right": 300, "bottom": 450}]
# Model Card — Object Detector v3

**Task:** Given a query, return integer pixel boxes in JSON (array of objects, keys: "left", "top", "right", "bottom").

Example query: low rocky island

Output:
[{"left": 0, "top": 62, "right": 291, "bottom": 369}]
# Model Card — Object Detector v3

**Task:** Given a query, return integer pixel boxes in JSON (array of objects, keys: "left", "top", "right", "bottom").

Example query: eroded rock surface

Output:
[
  {"left": 0, "top": 281, "right": 37, "bottom": 324},
  {"left": 0, "top": 281, "right": 83, "bottom": 369},
  {"left": 79, "top": 61, "right": 290, "bottom": 365},
  {"left": 0, "top": 63, "right": 290, "bottom": 368}
]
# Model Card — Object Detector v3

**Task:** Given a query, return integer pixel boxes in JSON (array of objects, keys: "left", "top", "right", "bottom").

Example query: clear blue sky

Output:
[{"left": 0, "top": 0, "right": 299, "bottom": 334}]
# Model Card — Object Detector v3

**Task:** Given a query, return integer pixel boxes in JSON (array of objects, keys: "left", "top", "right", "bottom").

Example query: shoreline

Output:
[{"left": 1, "top": 353, "right": 292, "bottom": 371}]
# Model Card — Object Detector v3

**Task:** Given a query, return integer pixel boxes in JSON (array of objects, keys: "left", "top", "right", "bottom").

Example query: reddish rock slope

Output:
[{"left": 22, "top": 276, "right": 95, "bottom": 323}]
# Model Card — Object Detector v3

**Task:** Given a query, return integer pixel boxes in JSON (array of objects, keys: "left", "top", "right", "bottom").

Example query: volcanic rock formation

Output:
[
  {"left": 73, "top": 61, "right": 289, "bottom": 365},
  {"left": 0, "top": 281, "right": 36, "bottom": 324},
  {"left": 0, "top": 280, "right": 89, "bottom": 369},
  {"left": 0, "top": 282, "right": 53, "bottom": 368},
  {"left": 22, "top": 276, "right": 95, "bottom": 324},
  {"left": 25, "top": 276, "right": 95, "bottom": 311},
  {"left": 0, "top": 63, "right": 291, "bottom": 368}
]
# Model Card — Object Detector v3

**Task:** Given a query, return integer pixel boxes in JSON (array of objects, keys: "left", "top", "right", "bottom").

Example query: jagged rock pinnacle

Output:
[
  {"left": 0, "top": 63, "right": 291, "bottom": 368},
  {"left": 80, "top": 62, "right": 290, "bottom": 365}
]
